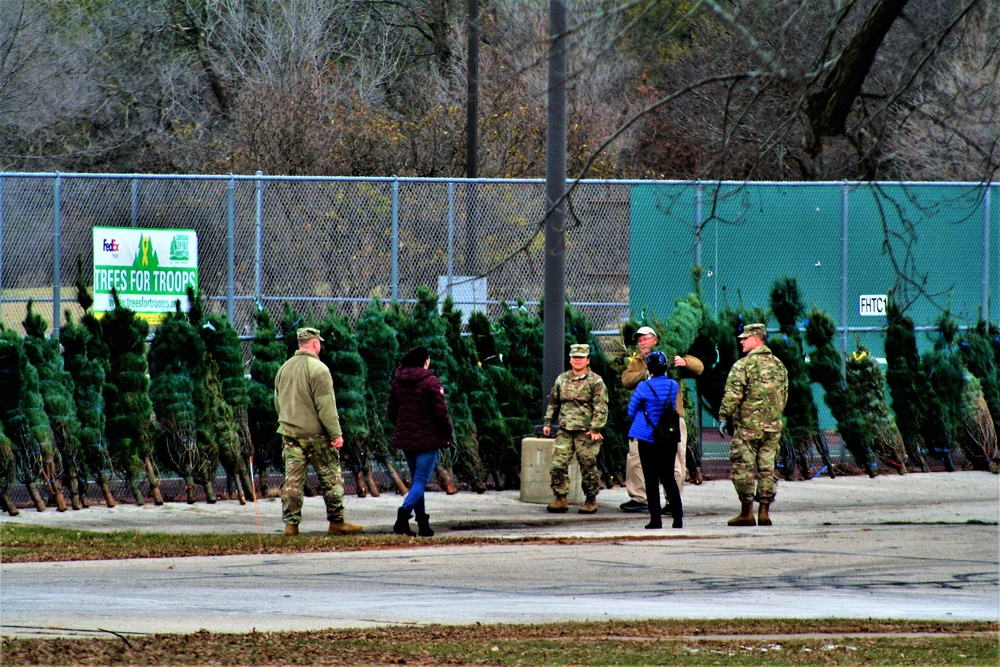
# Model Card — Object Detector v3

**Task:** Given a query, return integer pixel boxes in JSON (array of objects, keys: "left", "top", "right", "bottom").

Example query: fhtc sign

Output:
[
  {"left": 859, "top": 294, "right": 887, "bottom": 317},
  {"left": 93, "top": 226, "right": 198, "bottom": 323}
]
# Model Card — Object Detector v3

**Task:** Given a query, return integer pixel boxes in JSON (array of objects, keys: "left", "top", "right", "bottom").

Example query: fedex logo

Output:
[{"left": 103, "top": 239, "right": 120, "bottom": 253}]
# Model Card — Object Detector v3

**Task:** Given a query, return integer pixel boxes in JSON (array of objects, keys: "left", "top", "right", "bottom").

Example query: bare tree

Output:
[
  {"left": 606, "top": 0, "right": 998, "bottom": 181},
  {"left": 886, "top": 6, "right": 1000, "bottom": 180}
]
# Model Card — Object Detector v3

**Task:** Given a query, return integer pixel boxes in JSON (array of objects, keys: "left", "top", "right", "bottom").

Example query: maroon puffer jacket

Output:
[{"left": 387, "top": 367, "right": 453, "bottom": 452}]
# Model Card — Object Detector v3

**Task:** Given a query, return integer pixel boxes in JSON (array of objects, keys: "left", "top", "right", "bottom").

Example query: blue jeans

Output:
[{"left": 402, "top": 450, "right": 438, "bottom": 516}]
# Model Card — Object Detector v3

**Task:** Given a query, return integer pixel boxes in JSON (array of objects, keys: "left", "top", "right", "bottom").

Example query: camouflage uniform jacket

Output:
[
  {"left": 544, "top": 370, "right": 609, "bottom": 432},
  {"left": 719, "top": 345, "right": 788, "bottom": 432},
  {"left": 273, "top": 350, "right": 342, "bottom": 438}
]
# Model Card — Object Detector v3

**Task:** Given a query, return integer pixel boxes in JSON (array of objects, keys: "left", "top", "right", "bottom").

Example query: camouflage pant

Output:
[
  {"left": 730, "top": 427, "right": 781, "bottom": 504},
  {"left": 550, "top": 429, "right": 602, "bottom": 498},
  {"left": 281, "top": 435, "right": 345, "bottom": 525}
]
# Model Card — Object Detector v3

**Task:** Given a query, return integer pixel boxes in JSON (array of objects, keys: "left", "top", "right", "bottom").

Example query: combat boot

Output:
[
  {"left": 546, "top": 495, "right": 569, "bottom": 513},
  {"left": 284, "top": 523, "right": 299, "bottom": 536},
  {"left": 578, "top": 495, "right": 598, "bottom": 514},
  {"left": 328, "top": 520, "right": 363, "bottom": 535},
  {"left": 727, "top": 500, "right": 756, "bottom": 526},
  {"left": 757, "top": 502, "right": 772, "bottom": 526}
]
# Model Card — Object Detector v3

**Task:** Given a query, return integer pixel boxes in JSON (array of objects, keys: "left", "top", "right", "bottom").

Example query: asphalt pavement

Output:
[{"left": 1, "top": 471, "right": 998, "bottom": 638}]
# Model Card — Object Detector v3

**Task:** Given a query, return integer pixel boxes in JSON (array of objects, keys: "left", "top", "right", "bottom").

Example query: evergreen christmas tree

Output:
[
  {"left": 493, "top": 300, "right": 544, "bottom": 431},
  {"left": 63, "top": 257, "right": 118, "bottom": 506},
  {"left": 192, "top": 354, "right": 231, "bottom": 503},
  {"left": 805, "top": 307, "right": 878, "bottom": 477},
  {"left": 468, "top": 310, "right": 525, "bottom": 489},
  {"left": 148, "top": 305, "right": 212, "bottom": 503},
  {"left": 0, "top": 419, "right": 17, "bottom": 515},
  {"left": 919, "top": 310, "right": 967, "bottom": 472},
  {"left": 61, "top": 311, "right": 117, "bottom": 507},
  {"left": 187, "top": 288, "right": 254, "bottom": 502},
  {"left": 845, "top": 344, "right": 907, "bottom": 473},
  {"left": 318, "top": 306, "right": 379, "bottom": 497},
  {"left": 354, "top": 297, "right": 408, "bottom": 495},
  {"left": 0, "top": 326, "right": 68, "bottom": 511},
  {"left": 884, "top": 291, "right": 930, "bottom": 471},
  {"left": 23, "top": 301, "right": 87, "bottom": 509},
  {"left": 768, "top": 276, "right": 834, "bottom": 479},
  {"left": 958, "top": 372, "right": 998, "bottom": 470},
  {"left": 247, "top": 305, "right": 287, "bottom": 496},
  {"left": 958, "top": 320, "right": 1000, "bottom": 429},
  {"left": 102, "top": 289, "right": 163, "bottom": 504},
  {"left": 441, "top": 297, "right": 493, "bottom": 492}
]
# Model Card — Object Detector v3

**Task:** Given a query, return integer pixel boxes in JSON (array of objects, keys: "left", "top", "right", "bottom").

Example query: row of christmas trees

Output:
[{"left": 1, "top": 266, "right": 997, "bottom": 514}]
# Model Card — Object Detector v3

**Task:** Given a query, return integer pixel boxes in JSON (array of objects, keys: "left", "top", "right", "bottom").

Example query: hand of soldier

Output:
[
  {"left": 331, "top": 436, "right": 344, "bottom": 449},
  {"left": 673, "top": 355, "right": 687, "bottom": 367},
  {"left": 543, "top": 425, "right": 551, "bottom": 437},
  {"left": 717, "top": 420, "right": 728, "bottom": 438},
  {"left": 589, "top": 431, "right": 603, "bottom": 441}
]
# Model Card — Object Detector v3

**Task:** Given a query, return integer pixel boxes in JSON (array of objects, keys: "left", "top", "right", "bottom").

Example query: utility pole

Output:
[
  {"left": 465, "top": 0, "right": 480, "bottom": 275},
  {"left": 543, "top": 0, "right": 568, "bottom": 408}
]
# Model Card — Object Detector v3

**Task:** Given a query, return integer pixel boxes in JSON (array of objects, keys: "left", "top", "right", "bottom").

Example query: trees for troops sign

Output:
[{"left": 92, "top": 227, "right": 199, "bottom": 323}]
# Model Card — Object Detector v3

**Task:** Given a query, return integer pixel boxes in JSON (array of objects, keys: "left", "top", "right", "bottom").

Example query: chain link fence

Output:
[{"left": 0, "top": 174, "right": 633, "bottom": 339}]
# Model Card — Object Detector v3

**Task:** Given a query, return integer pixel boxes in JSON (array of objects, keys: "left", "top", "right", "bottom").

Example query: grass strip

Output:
[{"left": 3, "top": 620, "right": 997, "bottom": 666}]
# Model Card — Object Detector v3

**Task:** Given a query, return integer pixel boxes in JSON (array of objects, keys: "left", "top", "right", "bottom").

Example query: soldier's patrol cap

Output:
[
  {"left": 633, "top": 325, "right": 657, "bottom": 341},
  {"left": 569, "top": 343, "right": 590, "bottom": 357},
  {"left": 297, "top": 327, "right": 324, "bottom": 341},
  {"left": 738, "top": 323, "right": 767, "bottom": 339}
]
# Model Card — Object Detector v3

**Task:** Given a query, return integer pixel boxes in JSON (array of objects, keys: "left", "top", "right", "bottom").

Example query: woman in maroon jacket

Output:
[{"left": 387, "top": 346, "right": 453, "bottom": 536}]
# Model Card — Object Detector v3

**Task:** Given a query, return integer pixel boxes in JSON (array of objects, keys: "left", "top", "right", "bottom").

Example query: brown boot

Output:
[
  {"left": 546, "top": 495, "right": 569, "bottom": 513},
  {"left": 284, "top": 523, "right": 299, "bottom": 536},
  {"left": 328, "top": 520, "right": 363, "bottom": 535},
  {"left": 727, "top": 500, "right": 756, "bottom": 526},
  {"left": 758, "top": 502, "right": 772, "bottom": 526},
  {"left": 578, "top": 495, "right": 598, "bottom": 514}
]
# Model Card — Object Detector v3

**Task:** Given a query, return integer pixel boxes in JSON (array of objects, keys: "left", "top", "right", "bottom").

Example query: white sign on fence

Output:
[
  {"left": 859, "top": 294, "right": 887, "bottom": 317},
  {"left": 92, "top": 226, "right": 199, "bottom": 324},
  {"left": 438, "top": 275, "right": 487, "bottom": 323}
]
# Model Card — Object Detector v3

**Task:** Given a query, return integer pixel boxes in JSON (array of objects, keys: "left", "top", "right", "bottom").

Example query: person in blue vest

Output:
[{"left": 626, "top": 351, "right": 684, "bottom": 529}]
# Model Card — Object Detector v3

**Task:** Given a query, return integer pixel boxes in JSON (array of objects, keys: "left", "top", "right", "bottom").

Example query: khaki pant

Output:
[{"left": 626, "top": 419, "right": 687, "bottom": 502}]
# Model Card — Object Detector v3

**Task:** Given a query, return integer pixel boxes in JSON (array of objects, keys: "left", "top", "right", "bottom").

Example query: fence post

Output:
[
  {"left": 53, "top": 173, "right": 62, "bottom": 337},
  {"left": 447, "top": 181, "right": 455, "bottom": 297},
  {"left": 983, "top": 185, "right": 991, "bottom": 323},
  {"left": 130, "top": 178, "right": 139, "bottom": 227},
  {"left": 694, "top": 181, "right": 703, "bottom": 268},
  {"left": 391, "top": 178, "right": 399, "bottom": 301},
  {"left": 226, "top": 175, "right": 235, "bottom": 323},
  {"left": 255, "top": 171, "right": 264, "bottom": 306},
  {"left": 839, "top": 181, "right": 849, "bottom": 464},
  {"left": 840, "top": 183, "right": 849, "bottom": 366},
  {"left": 0, "top": 175, "right": 4, "bottom": 303}
]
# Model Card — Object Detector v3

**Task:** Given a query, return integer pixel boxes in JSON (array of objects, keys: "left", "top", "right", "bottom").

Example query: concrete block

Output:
[{"left": 519, "top": 437, "right": 584, "bottom": 504}]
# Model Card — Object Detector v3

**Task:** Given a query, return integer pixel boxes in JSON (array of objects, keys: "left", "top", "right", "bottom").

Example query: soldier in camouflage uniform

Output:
[
  {"left": 274, "top": 328, "right": 363, "bottom": 536},
  {"left": 542, "top": 343, "right": 609, "bottom": 514},
  {"left": 718, "top": 323, "right": 788, "bottom": 527}
]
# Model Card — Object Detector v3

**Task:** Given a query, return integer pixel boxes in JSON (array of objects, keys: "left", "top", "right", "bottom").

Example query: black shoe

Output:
[
  {"left": 620, "top": 499, "right": 648, "bottom": 513},
  {"left": 415, "top": 513, "right": 434, "bottom": 537},
  {"left": 645, "top": 519, "right": 662, "bottom": 529},
  {"left": 393, "top": 507, "right": 416, "bottom": 536}
]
